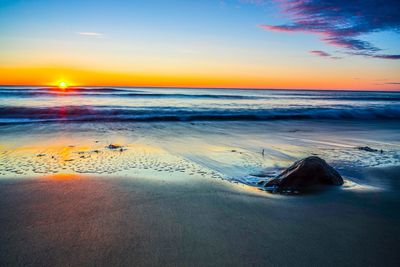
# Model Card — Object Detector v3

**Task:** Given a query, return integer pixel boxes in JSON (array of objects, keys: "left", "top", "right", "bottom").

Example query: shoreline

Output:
[{"left": 1, "top": 120, "right": 399, "bottom": 183}]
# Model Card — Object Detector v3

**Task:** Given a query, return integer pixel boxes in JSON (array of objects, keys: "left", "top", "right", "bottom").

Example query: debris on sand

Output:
[
  {"left": 107, "top": 144, "right": 123, "bottom": 150},
  {"left": 356, "top": 146, "right": 379, "bottom": 152}
]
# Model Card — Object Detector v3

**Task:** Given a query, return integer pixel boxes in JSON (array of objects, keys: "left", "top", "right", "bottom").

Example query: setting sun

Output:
[{"left": 58, "top": 81, "right": 68, "bottom": 89}]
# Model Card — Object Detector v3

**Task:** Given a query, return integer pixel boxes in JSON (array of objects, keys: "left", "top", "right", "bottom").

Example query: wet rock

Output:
[
  {"left": 356, "top": 146, "right": 378, "bottom": 152},
  {"left": 265, "top": 156, "right": 343, "bottom": 193}
]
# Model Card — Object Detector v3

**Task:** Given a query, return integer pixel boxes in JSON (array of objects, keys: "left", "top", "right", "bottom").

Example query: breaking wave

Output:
[{"left": 1, "top": 105, "right": 399, "bottom": 124}]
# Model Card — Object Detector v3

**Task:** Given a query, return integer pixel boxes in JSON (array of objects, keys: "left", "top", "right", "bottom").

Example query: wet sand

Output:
[
  {"left": 1, "top": 167, "right": 399, "bottom": 267},
  {"left": 1, "top": 120, "right": 399, "bottom": 180}
]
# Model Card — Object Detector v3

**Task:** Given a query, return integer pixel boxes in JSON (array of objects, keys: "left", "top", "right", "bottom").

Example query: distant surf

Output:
[{"left": 0, "top": 87, "right": 399, "bottom": 124}]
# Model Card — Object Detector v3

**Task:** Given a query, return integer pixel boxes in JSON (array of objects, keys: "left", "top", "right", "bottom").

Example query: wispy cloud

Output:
[
  {"left": 257, "top": 0, "right": 400, "bottom": 60},
  {"left": 346, "top": 51, "right": 400, "bottom": 60},
  {"left": 309, "top": 50, "right": 341, "bottom": 59},
  {"left": 77, "top": 32, "right": 104, "bottom": 38},
  {"left": 310, "top": 50, "right": 330, "bottom": 57}
]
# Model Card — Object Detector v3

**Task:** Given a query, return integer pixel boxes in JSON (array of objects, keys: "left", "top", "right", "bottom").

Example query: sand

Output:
[
  {"left": 1, "top": 167, "right": 399, "bottom": 267},
  {"left": 1, "top": 120, "right": 399, "bottom": 266}
]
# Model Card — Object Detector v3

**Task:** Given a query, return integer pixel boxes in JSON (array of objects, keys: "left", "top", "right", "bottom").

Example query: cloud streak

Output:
[
  {"left": 77, "top": 32, "right": 104, "bottom": 38},
  {"left": 309, "top": 50, "right": 341, "bottom": 59},
  {"left": 258, "top": 0, "right": 400, "bottom": 59},
  {"left": 310, "top": 50, "right": 330, "bottom": 57}
]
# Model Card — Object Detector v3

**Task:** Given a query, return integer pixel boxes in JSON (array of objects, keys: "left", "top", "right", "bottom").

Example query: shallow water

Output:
[{"left": 0, "top": 120, "right": 399, "bottom": 191}]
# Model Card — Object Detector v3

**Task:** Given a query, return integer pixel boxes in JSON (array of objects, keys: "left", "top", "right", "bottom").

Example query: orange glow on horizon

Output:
[{"left": 0, "top": 66, "right": 399, "bottom": 91}]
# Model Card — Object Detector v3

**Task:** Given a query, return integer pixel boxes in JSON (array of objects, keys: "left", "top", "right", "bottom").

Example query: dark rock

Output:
[
  {"left": 265, "top": 156, "right": 343, "bottom": 192},
  {"left": 357, "top": 146, "right": 378, "bottom": 152}
]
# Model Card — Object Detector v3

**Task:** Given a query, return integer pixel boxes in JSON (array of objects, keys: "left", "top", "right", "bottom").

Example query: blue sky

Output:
[{"left": 0, "top": 0, "right": 399, "bottom": 89}]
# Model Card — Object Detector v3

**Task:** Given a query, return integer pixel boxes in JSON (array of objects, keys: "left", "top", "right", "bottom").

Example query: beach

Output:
[
  {"left": 1, "top": 88, "right": 400, "bottom": 266},
  {"left": 1, "top": 166, "right": 399, "bottom": 266},
  {"left": 0, "top": 119, "right": 399, "bottom": 266},
  {"left": 1, "top": 0, "right": 400, "bottom": 265}
]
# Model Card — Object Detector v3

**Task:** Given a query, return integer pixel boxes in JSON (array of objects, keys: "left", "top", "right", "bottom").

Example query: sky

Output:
[{"left": 0, "top": 0, "right": 399, "bottom": 90}]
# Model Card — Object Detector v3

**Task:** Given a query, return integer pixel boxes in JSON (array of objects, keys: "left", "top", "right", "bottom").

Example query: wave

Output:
[
  {"left": 0, "top": 91, "right": 259, "bottom": 100},
  {"left": 0, "top": 87, "right": 132, "bottom": 93},
  {"left": 1, "top": 87, "right": 399, "bottom": 101},
  {"left": 1, "top": 105, "right": 399, "bottom": 124}
]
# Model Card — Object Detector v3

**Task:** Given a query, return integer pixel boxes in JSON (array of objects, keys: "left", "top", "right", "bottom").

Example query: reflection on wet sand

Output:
[{"left": 0, "top": 121, "right": 399, "bottom": 191}]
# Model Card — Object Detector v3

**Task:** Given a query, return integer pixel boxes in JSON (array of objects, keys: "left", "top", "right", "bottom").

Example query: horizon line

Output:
[{"left": 0, "top": 84, "right": 399, "bottom": 93}]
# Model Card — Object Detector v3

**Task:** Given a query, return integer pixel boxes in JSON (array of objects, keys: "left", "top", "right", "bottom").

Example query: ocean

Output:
[
  {"left": 0, "top": 87, "right": 399, "bottom": 189},
  {"left": 1, "top": 87, "right": 400, "bottom": 123}
]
